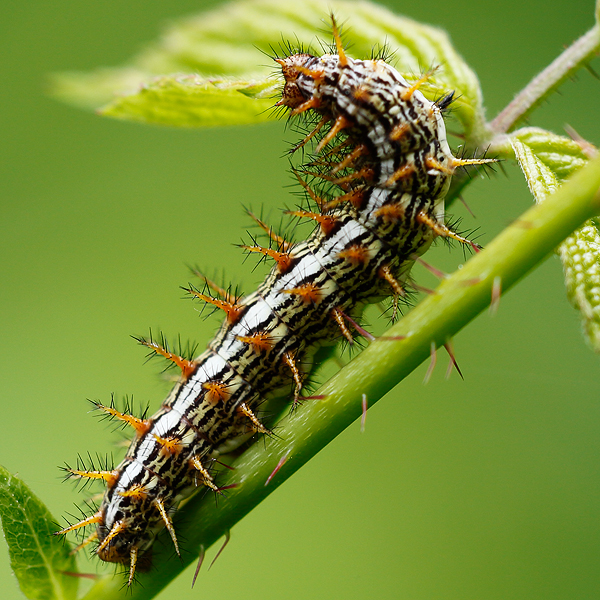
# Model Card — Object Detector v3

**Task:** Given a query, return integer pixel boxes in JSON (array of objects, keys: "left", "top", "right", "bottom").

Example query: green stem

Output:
[
  {"left": 489, "top": 23, "right": 600, "bottom": 134},
  {"left": 80, "top": 156, "right": 600, "bottom": 600}
]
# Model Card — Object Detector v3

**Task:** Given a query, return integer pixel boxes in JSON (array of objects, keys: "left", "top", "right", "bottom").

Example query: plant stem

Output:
[
  {"left": 80, "top": 155, "right": 600, "bottom": 600},
  {"left": 489, "top": 23, "right": 600, "bottom": 134}
]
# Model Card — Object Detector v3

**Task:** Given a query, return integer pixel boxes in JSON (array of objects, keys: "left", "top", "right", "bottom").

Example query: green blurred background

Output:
[{"left": 1, "top": 1, "right": 599, "bottom": 599}]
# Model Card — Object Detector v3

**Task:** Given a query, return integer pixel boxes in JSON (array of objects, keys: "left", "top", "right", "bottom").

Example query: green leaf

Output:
[
  {"left": 559, "top": 219, "right": 600, "bottom": 352},
  {"left": 508, "top": 127, "right": 600, "bottom": 352},
  {"left": 509, "top": 128, "right": 589, "bottom": 191},
  {"left": 100, "top": 75, "right": 276, "bottom": 127},
  {"left": 51, "top": 0, "right": 485, "bottom": 138},
  {"left": 0, "top": 465, "right": 78, "bottom": 600}
]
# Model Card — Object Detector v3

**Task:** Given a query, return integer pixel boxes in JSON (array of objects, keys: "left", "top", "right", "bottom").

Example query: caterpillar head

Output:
[
  {"left": 275, "top": 53, "right": 318, "bottom": 109},
  {"left": 96, "top": 488, "right": 171, "bottom": 585}
]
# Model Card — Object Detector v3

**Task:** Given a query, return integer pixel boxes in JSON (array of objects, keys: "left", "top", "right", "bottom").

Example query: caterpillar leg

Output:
[{"left": 283, "top": 351, "right": 304, "bottom": 407}]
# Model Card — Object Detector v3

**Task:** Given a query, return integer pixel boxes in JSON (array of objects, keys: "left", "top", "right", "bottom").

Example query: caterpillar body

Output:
[{"left": 58, "top": 22, "right": 491, "bottom": 585}]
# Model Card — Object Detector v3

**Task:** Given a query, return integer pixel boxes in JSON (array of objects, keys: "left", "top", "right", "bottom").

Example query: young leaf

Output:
[
  {"left": 509, "top": 128, "right": 589, "bottom": 186},
  {"left": 51, "top": 0, "right": 484, "bottom": 139},
  {"left": 0, "top": 465, "right": 78, "bottom": 600},
  {"left": 559, "top": 219, "right": 600, "bottom": 351},
  {"left": 508, "top": 127, "right": 600, "bottom": 351},
  {"left": 100, "top": 76, "right": 275, "bottom": 127}
]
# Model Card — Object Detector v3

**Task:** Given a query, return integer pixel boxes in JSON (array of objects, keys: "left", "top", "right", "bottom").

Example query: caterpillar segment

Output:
[{"left": 59, "top": 21, "right": 492, "bottom": 585}]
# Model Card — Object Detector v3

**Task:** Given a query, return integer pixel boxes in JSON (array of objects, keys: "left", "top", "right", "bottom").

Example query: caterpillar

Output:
[{"left": 57, "top": 20, "right": 492, "bottom": 585}]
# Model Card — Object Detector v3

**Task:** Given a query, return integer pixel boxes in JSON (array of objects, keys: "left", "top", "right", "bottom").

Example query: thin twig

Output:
[{"left": 490, "top": 24, "right": 600, "bottom": 134}]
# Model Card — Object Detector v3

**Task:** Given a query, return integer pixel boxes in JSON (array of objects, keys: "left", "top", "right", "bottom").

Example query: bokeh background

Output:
[{"left": 1, "top": 1, "right": 599, "bottom": 599}]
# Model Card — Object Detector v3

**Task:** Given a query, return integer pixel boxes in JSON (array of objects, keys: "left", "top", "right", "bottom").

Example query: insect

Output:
[{"left": 56, "top": 19, "right": 492, "bottom": 585}]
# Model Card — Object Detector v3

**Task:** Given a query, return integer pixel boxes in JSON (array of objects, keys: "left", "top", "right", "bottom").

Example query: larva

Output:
[{"left": 57, "top": 21, "right": 491, "bottom": 585}]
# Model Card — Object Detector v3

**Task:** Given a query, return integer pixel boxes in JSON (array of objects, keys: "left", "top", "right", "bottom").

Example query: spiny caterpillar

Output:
[{"left": 57, "top": 19, "right": 493, "bottom": 585}]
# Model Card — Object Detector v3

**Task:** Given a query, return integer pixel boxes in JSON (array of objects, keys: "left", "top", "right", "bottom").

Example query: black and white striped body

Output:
[{"left": 76, "top": 50, "right": 462, "bottom": 572}]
